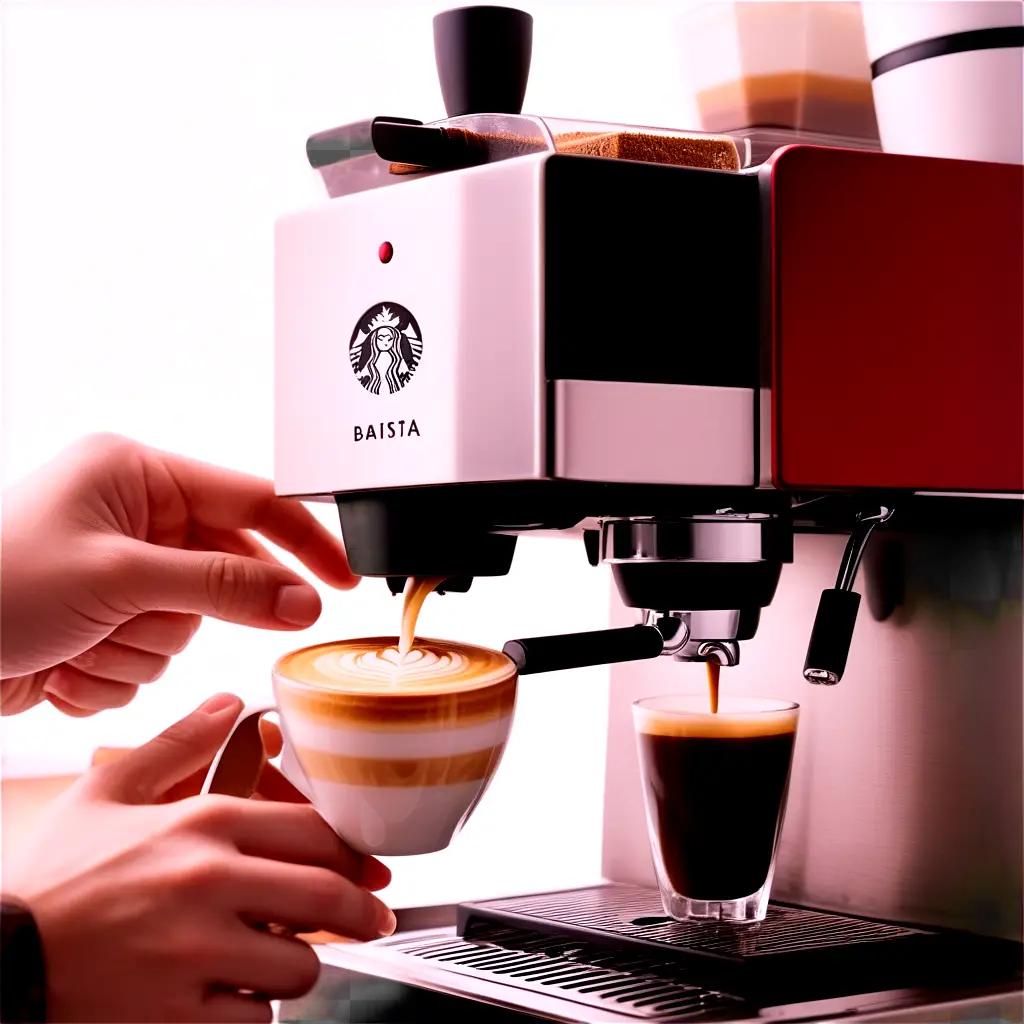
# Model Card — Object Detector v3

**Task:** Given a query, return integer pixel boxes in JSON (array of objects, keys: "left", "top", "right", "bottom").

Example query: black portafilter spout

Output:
[
  {"left": 434, "top": 6, "right": 533, "bottom": 116},
  {"left": 386, "top": 576, "right": 474, "bottom": 596},
  {"left": 804, "top": 506, "right": 895, "bottom": 685},
  {"left": 503, "top": 626, "right": 665, "bottom": 675}
]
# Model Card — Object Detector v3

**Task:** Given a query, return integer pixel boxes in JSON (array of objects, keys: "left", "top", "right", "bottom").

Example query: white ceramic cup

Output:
[
  {"left": 863, "top": 1, "right": 1023, "bottom": 164},
  {"left": 202, "top": 637, "right": 518, "bottom": 856}
]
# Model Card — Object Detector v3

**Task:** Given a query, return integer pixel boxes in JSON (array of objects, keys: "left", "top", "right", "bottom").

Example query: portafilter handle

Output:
[
  {"left": 503, "top": 626, "right": 665, "bottom": 675},
  {"left": 804, "top": 506, "right": 894, "bottom": 685}
]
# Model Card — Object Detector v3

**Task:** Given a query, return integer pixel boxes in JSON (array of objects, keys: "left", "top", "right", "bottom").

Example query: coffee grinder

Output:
[{"left": 275, "top": 7, "right": 1023, "bottom": 1021}]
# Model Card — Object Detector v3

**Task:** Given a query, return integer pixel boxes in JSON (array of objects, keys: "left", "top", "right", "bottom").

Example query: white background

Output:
[{"left": 1, "top": 0, "right": 699, "bottom": 903}]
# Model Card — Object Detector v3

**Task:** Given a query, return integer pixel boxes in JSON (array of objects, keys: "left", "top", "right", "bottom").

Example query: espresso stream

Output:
[{"left": 706, "top": 661, "right": 720, "bottom": 714}]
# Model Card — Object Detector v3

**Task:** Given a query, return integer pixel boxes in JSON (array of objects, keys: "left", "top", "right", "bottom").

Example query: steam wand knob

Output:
[{"left": 804, "top": 506, "right": 894, "bottom": 685}]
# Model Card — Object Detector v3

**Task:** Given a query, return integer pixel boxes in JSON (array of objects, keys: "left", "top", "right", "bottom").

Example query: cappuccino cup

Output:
[{"left": 202, "top": 637, "right": 517, "bottom": 856}]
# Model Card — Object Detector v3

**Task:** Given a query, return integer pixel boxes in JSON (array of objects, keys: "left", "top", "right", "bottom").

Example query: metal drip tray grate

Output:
[
  {"left": 455, "top": 884, "right": 990, "bottom": 997},
  {"left": 363, "top": 888, "right": 1021, "bottom": 1022},
  {"left": 470, "top": 885, "right": 924, "bottom": 958},
  {"left": 389, "top": 924, "right": 749, "bottom": 1020}
]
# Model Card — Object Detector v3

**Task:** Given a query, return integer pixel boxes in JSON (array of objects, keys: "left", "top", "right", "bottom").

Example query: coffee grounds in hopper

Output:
[
  {"left": 389, "top": 127, "right": 741, "bottom": 174},
  {"left": 554, "top": 130, "right": 740, "bottom": 170}
]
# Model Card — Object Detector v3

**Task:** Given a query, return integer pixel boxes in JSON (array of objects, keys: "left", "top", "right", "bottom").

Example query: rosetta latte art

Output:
[{"left": 278, "top": 638, "right": 513, "bottom": 695}]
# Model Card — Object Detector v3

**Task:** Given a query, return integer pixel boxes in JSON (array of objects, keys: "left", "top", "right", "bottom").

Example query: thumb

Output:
[
  {"left": 114, "top": 539, "right": 322, "bottom": 629},
  {"left": 90, "top": 693, "right": 243, "bottom": 803}
]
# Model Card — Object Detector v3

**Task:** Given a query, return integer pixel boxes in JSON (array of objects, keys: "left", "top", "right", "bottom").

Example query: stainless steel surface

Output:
[
  {"left": 604, "top": 522, "right": 1024, "bottom": 941},
  {"left": 853, "top": 990, "right": 1023, "bottom": 1022},
  {"left": 648, "top": 609, "right": 760, "bottom": 645},
  {"left": 554, "top": 380, "right": 756, "bottom": 487},
  {"left": 471, "top": 885, "right": 928, "bottom": 957},
  {"left": 601, "top": 516, "right": 791, "bottom": 564},
  {"left": 606, "top": 516, "right": 793, "bottom": 660},
  {"left": 802, "top": 666, "right": 841, "bottom": 686},
  {"left": 691, "top": 639, "right": 740, "bottom": 666},
  {"left": 318, "top": 929, "right": 653, "bottom": 1024},
  {"left": 316, "top": 924, "right": 1021, "bottom": 1024},
  {"left": 647, "top": 611, "right": 692, "bottom": 656},
  {"left": 382, "top": 928, "right": 742, "bottom": 1020},
  {"left": 834, "top": 507, "right": 895, "bottom": 593}
]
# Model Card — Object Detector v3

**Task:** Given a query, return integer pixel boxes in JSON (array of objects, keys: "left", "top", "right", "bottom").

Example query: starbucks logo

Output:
[{"left": 349, "top": 302, "right": 422, "bottom": 396}]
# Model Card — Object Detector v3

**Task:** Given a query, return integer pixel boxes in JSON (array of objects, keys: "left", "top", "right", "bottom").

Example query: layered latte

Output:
[{"left": 273, "top": 637, "right": 517, "bottom": 855}]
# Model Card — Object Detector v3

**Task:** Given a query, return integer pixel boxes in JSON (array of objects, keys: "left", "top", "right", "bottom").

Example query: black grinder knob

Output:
[{"left": 433, "top": 6, "right": 533, "bottom": 116}]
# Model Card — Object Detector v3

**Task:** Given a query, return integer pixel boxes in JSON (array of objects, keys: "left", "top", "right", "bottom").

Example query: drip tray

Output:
[
  {"left": 456, "top": 884, "right": 1020, "bottom": 1001},
  {"left": 388, "top": 925, "right": 748, "bottom": 1020}
]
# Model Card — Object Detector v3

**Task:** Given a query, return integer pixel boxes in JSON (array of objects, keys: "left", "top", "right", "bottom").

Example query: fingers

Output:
[
  {"left": 46, "top": 691, "right": 102, "bottom": 718},
  {"left": 90, "top": 693, "right": 243, "bottom": 803},
  {"left": 68, "top": 640, "right": 170, "bottom": 685},
  {"left": 111, "top": 540, "right": 323, "bottom": 630},
  {"left": 189, "top": 526, "right": 282, "bottom": 568},
  {"left": 42, "top": 665, "right": 139, "bottom": 714},
  {"left": 196, "top": 799, "right": 390, "bottom": 890},
  {"left": 202, "top": 992, "right": 273, "bottom": 1024},
  {"left": 211, "top": 928, "right": 321, "bottom": 1001},
  {"left": 258, "top": 717, "right": 283, "bottom": 758},
  {"left": 107, "top": 612, "right": 201, "bottom": 655},
  {"left": 0, "top": 673, "right": 50, "bottom": 716},
  {"left": 169, "top": 716, "right": 286, "bottom": 802},
  {"left": 253, "top": 762, "right": 308, "bottom": 805},
  {"left": 224, "top": 858, "right": 395, "bottom": 941},
  {"left": 152, "top": 450, "right": 357, "bottom": 590}
]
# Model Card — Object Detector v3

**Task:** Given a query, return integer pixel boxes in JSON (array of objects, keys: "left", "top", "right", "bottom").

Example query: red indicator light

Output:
[{"left": 379, "top": 241, "right": 394, "bottom": 263}]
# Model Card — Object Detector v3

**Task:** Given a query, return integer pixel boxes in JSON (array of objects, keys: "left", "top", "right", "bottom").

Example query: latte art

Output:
[
  {"left": 318, "top": 645, "right": 469, "bottom": 688},
  {"left": 277, "top": 638, "right": 514, "bottom": 695}
]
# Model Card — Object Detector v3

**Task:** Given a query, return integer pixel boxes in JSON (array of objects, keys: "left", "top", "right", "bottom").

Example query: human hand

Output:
[
  {"left": 5, "top": 694, "right": 395, "bottom": 1023},
  {"left": 96, "top": 716, "right": 303, "bottom": 805},
  {"left": 0, "top": 434, "right": 356, "bottom": 716}
]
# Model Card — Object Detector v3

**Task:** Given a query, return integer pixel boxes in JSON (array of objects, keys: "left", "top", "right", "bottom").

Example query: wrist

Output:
[{"left": 1, "top": 896, "right": 47, "bottom": 1022}]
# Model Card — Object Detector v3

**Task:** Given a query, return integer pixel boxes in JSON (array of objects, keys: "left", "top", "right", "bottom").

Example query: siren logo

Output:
[{"left": 349, "top": 302, "right": 422, "bottom": 395}]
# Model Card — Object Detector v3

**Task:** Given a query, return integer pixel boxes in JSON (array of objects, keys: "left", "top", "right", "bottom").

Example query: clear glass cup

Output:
[{"left": 633, "top": 694, "right": 799, "bottom": 924}]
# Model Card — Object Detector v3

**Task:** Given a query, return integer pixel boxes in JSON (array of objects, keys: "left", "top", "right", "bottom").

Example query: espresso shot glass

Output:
[{"left": 633, "top": 695, "right": 799, "bottom": 924}]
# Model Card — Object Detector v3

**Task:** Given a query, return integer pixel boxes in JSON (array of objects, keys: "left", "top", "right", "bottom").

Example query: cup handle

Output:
[{"left": 201, "top": 704, "right": 313, "bottom": 801}]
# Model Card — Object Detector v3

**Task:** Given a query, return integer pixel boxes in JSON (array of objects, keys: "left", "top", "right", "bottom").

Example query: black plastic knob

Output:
[
  {"left": 433, "top": 6, "right": 533, "bottom": 116},
  {"left": 804, "top": 589, "right": 862, "bottom": 685}
]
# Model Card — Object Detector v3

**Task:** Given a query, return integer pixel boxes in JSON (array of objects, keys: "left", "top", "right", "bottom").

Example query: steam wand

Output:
[{"left": 804, "top": 505, "right": 895, "bottom": 685}]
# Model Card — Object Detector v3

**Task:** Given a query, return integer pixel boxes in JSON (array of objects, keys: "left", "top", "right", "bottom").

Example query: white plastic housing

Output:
[{"left": 275, "top": 153, "right": 757, "bottom": 499}]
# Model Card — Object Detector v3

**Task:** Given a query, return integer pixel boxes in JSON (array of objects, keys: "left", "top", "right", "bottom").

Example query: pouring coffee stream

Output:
[
  {"left": 707, "top": 661, "right": 721, "bottom": 715},
  {"left": 399, "top": 576, "right": 445, "bottom": 657}
]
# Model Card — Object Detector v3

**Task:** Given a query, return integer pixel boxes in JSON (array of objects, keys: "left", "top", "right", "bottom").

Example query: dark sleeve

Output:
[{"left": 0, "top": 898, "right": 47, "bottom": 1023}]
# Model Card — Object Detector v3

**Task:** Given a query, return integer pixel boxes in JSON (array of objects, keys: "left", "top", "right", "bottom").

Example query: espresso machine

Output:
[{"left": 275, "top": 6, "right": 1023, "bottom": 1021}]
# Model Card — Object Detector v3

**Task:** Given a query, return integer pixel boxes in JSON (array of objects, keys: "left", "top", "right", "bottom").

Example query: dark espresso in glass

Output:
[{"left": 637, "top": 722, "right": 796, "bottom": 900}]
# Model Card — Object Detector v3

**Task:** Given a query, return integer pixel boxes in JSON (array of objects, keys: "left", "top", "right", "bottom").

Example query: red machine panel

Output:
[{"left": 772, "top": 146, "right": 1023, "bottom": 492}]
